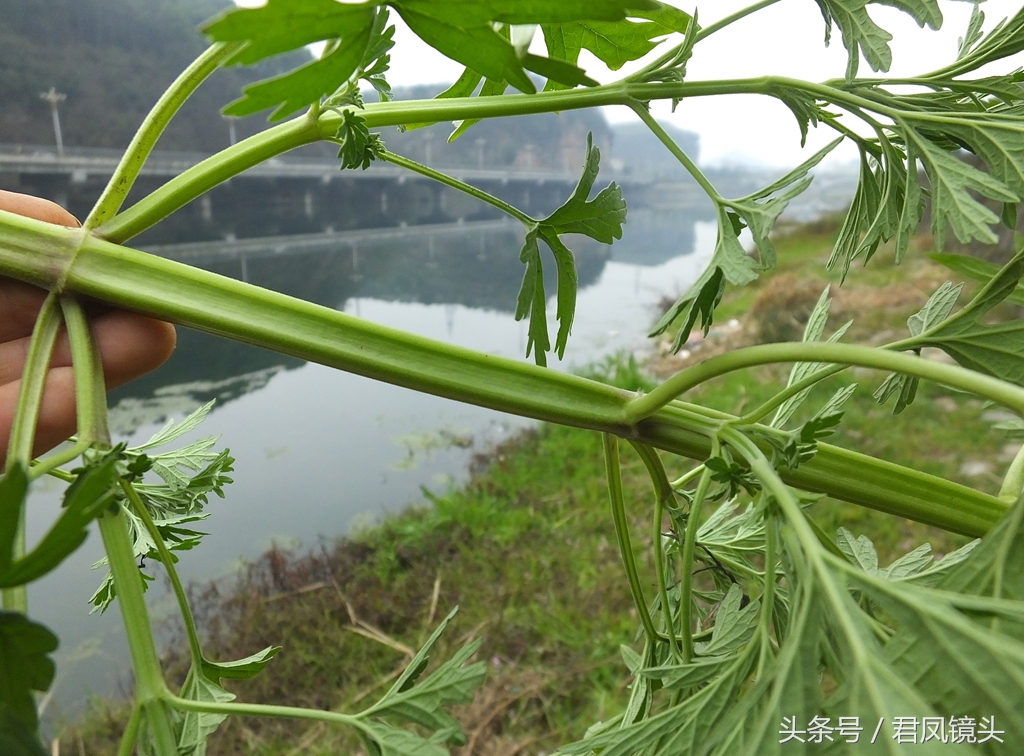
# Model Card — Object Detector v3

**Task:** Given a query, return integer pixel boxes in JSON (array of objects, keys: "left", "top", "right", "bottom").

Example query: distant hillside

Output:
[
  {"left": 0, "top": 0, "right": 309, "bottom": 151},
  {"left": 609, "top": 121, "right": 700, "bottom": 178}
]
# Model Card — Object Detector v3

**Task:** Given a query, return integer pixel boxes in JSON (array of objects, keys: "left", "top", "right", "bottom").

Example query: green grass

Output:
[{"left": 62, "top": 229, "right": 1015, "bottom": 754}]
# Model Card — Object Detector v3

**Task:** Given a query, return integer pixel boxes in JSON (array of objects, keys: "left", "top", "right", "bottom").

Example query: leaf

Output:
[
  {"left": 219, "top": 7, "right": 378, "bottom": 120},
  {"left": 369, "top": 607, "right": 485, "bottom": 748},
  {"left": 958, "top": 3, "right": 986, "bottom": 60},
  {"left": 652, "top": 140, "right": 840, "bottom": 351},
  {"left": 904, "top": 122, "right": 1016, "bottom": 250},
  {"left": 0, "top": 710, "right": 48, "bottom": 756},
  {"left": 134, "top": 401, "right": 216, "bottom": 452},
  {"left": 396, "top": 7, "right": 535, "bottom": 94},
  {"left": 884, "top": 543, "right": 934, "bottom": 580},
  {"left": 0, "top": 611, "right": 58, "bottom": 733},
  {"left": 202, "top": 646, "right": 281, "bottom": 683},
  {"left": 875, "top": 280, "right": 962, "bottom": 414},
  {"left": 916, "top": 249, "right": 1024, "bottom": 385},
  {"left": 514, "top": 133, "right": 625, "bottom": 364},
  {"left": 695, "top": 584, "right": 760, "bottom": 657},
  {"left": 334, "top": 110, "right": 386, "bottom": 170},
  {"left": 541, "top": 3, "right": 690, "bottom": 73},
  {"left": 0, "top": 457, "right": 119, "bottom": 589},
  {"left": 177, "top": 668, "right": 236, "bottom": 756},
  {"left": 814, "top": 0, "right": 941, "bottom": 81},
  {"left": 931, "top": 253, "right": 1024, "bottom": 308},
  {"left": 837, "top": 527, "right": 879, "bottom": 573}
]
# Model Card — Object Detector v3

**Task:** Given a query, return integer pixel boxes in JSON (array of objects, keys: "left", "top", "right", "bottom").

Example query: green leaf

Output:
[
  {"left": 957, "top": 3, "right": 986, "bottom": 60},
  {"left": 396, "top": 7, "right": 535, "bottom": 93},
  {"left": 884, "top": 543, "right": 934, "bottom": 580},
  {"left": 837, "top": 526, "right": 879, "bottom": 573},
  {"left": 177, "top": 668, "right": 235, "bottom": 756},
  {"left": 202, "top": 646, "right": 281, "bottom": 683},
  {"left": 903, "top": 122, "right": 1016, "bottom": 249},
  {"left": 0, "top": 465, "right": 30, "bottom": 575},
  {"left": 652, "top": 140, "right": 840, "bottom": 351},
  {"left": 915, "top": 249, "right": 1024, "bottom": 385},
  {"left": 695, "top": 584, "right": 760, "bottom": 657},
  {"left": 541, "top": 2, "right": 690, "bottom": 73},
  {"left": 932, "top": 252, "right": 1024, "bottom": 308},
  {"left": 368, "top": 607, "right": 485, "bottom": 748},
  {"left": 0, "top": 710, "right": 48, "bottom": 756},
  {"left": 514, "top": 133, "right": 625, "bottom": 364},
  {"left": 334, "top": 110, "right": 386, "bottom": 170},
  {"left": 0, "top": 457, "right": 119, "bottom": 589},
  {"left": 358, "top": 721, "right": 449, "bottom": 756},
  {"left": 814, "top": 0, "right": 941, "bottom": 80},
  {"left": 0, "top": 611, "right": 57, "bottom": 733},
  {"left": 218, "top": 7, "right": 378, "bottom": 120}
]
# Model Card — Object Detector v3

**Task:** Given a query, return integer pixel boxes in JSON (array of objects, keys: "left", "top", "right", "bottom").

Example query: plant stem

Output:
[
  {"left": 95, "top": 115, "right": 323, "bottom": 243},
  {"left": 380, "top": 151, "right": 535, "bottom": 225},
  {"left": 60, "top": 297, "right": 110, "bottom": 445},
  {"left": 4, "top": 293, "right": 62, "bottom": 467},
  {"left": 629, "top": 441, "right": 682, "bottom": 662},
  {"left": 999, "top": 442, "right": 1024, "bottom": 503},
  {"left": 29, "top": 440, "right": 90, "bottom": 481},
  {"left": 1, "top": 293, "right": 61, "bottom": 614},
  {"left": 0, "top": 212, "right": 1007, "bottom": 535},
  {"left": 678, "top": 462, "right": 714, "bottom": 663},
  {"left": 117, "top": 703, "right": 144, "bottom": 756},
  {"left": 602, "top": 434, "right": 660, "bottom": 646},
  {"left": 85, "top": 42, "right": 241, "bottom": 229},
  {"left": 98, "top": 509, "right": 176, "bottom": 755},
  {"left": 627, "top": 342, "right": 1024, "bottom": 422},
  {"left": 120, "top": 479, "right": 205, "bottom": 666}
]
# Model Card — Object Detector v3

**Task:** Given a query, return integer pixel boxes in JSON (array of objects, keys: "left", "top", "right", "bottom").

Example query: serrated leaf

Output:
[
  {"left": 358, "top": 720, "right": 449, "bottom": 756},
  {"left": 202, "top": 646, "right": 281, "bottom": 683},
  {"left": 958, "top": 3, "right": 986, "bottom": 60},
  {"left": 134, "top": 402, "right": 216, "bottom": 452},
  {"left": 334, "top": 110, "right": 386, "bottom": 170},
  {"left": 904, "top": 123, "right": 1016, "bottom": 249},
  {"left": 837, "top": 527, "right": 879, "bottom": 573},
  {"left": 541, "top": 3, "right": 690, "bottom": 74},
  {"left": 884, "top": 543, "right": 934, "bottom": 580},
  {"left": 0, "top": 611, "right": 57, "bottom": 733},
  {"left": 695, "top": 584, "right": 760, "bottom": 657},
  {"left": 932, "top": 252, "right": 1024, "bottom": 308},
  {"left": 909, "top": 281, "right": 964, "bottom": 337},
  {"left": 177, "top": 668, "right": 235, "bottom": 756},
  {"left": 513, "top": 133, "right": 624, "bottom": 364}
]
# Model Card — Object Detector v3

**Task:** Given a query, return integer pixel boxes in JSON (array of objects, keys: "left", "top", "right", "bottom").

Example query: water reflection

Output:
[{"left": 108, "top": 208, "right": 706, "bottom": 429}]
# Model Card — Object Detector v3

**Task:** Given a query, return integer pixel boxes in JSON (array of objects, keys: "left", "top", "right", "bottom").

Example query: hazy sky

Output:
[{"left": 379, "top": 0, "right": 1024, "bottom": 168}]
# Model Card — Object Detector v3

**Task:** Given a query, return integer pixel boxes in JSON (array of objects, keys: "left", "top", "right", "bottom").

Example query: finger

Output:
[
  {"left": 0, "top": 279, "right": 48, "bottom": 343},
  {"left": 0, "top": 190, "right": 80, "bottom": 228},
  {"left": 0, "top": 367, "right": 78, "bottom": 461},
  {"left": 0, "top": 310, "right": 177, "bottom": 387}
]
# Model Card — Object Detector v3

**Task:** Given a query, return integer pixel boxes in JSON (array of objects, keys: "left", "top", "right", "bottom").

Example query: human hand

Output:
[{"left": 0, "top": 190, "right": 176, "bottom": 465}]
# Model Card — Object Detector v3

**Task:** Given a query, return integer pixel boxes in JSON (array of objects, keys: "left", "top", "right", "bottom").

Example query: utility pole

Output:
[{"left": 39, "top": 87, "right": 66, "bottom": 158}]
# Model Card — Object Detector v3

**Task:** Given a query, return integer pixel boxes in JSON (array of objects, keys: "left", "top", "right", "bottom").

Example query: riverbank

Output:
[{"left": 62, "top": 220, "right": 1011, "bottom": 754}]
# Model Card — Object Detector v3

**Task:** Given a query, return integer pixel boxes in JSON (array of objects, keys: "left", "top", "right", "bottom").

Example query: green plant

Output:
[{"left": 5, "top": 1, "right": 1024, "bottom": 753}]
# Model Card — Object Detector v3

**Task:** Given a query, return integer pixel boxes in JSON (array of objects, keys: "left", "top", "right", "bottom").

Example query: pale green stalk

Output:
[
  {"left": 678, "top": 459, "right": 714, "bottom": 664},
  {"left": 999, "top": 443, "right": 1024, "bottom": 503},
  {"left": 603, "top": 434, "right": 661, "bottom": 646},
  {"left": 629, "top": 441, "right": 682, "bottom": 662},
  {"left": 2, "top": 293, "right": 61, "bottom": 613},
  {"left": 60, "top": 297, "right": 110, "bottom": 445},
  {"left": 86, "top": 42, "right": 242, "bottom": 229},
  {"left": 627, "top": 342, "right": 1024, "bottom": 422},
  {"left": 380, "top": 151, "right": 534, "bottom": 225}
]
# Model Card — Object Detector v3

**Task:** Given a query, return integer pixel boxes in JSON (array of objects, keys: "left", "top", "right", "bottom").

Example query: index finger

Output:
[{"left": 0, "top": 190, "right": 80, "bottom": 228}]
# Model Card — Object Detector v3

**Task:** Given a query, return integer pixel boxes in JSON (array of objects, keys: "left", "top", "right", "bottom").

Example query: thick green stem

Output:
[
  {"left": 2, "top": 293, "right": 61, "bottom": 613},
  {"left": 627, "top": 342, "right": 1024, "bottom": 422},
  {"left": 98, "top": 509, "right": 176, "bottom": 755},
  {"left": 0, "top": 214, "right": 1008, "bottom": 536},
  {"left": 379, "top": 151, "right": 535, "bottom": 225},
  {"left": 603, "top": 433, "right": 661, "bottom": 646},
  {"left": 629, "top": 441, "right": 682, "bottom": 662},
  {"left": 85, "top": 42, "right": 241, "bottom": 229}
]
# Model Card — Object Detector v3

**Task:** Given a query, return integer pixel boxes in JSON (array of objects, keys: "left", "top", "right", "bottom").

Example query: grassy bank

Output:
[{"left": 63, "top": 222, "right": 1014, "bottom": 754}]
